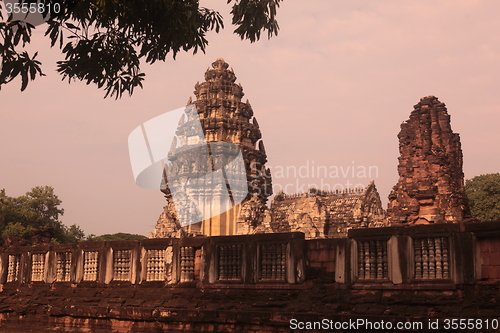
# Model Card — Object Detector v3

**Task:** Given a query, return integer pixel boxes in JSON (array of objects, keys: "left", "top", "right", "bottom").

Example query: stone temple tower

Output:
[
  {"left": 386, "top": 96, "right": 470, "bottom": 224},
  {"left": 153, "top": 58, "right": 272, "bottom": 238}
]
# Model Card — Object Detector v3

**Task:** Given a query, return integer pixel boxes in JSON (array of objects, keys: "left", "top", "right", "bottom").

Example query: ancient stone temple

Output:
[
  {"left": 386, "top": 96, "right": 470, "bottom": 224},
  {"left": 5, "top": 90, "right": 500, "bottom": 332},
  {"left": 152, "top": 58, "right": 388, "bottom": 239},
  {"left": 153, "top": 59, "right": 272, "bottom": 238},
  {"left": 268, "top": 180, "right": 385, "bottom": 239}
]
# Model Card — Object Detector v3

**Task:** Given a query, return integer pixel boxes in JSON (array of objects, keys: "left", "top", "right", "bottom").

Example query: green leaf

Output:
[
  {"left": 2, "top": 0, "right": 281, "bottom": 97},
  {"left": 65, "top": 22, "right": 80, "bottom": 30}
]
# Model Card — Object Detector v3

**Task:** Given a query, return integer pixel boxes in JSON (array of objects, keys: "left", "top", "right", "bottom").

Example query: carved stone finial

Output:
[
  {"left": 258, "top": 141, "right": 266, "bottom": 154},
  {"left": 177, "top": 114, "right": 185, "bottom": 127},
  {"left": 169, "top": 136, "right": 177, "bottom": 153},
  {"left": 253, "top": 117, "right": 260, "bottom": 128},
  {"left": 212, "top": 58, "right": 229, "bottom": 70}
]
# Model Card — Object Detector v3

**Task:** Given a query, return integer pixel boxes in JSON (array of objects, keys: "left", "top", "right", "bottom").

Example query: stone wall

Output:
[
  {"left": 306, "top": 239, "right": 338, "bottom": 281},
  {"left": 478, "top": 237, "right": 500, "bottom": 280},
  {"left": 1, "top": 222, "right": 500, "bottom": 332},
  {"left": 467, "top": 221, "right": 500, "bottom": 281},
  {"left": 0, "top": 233, "right": 306, "bottom": 286}
]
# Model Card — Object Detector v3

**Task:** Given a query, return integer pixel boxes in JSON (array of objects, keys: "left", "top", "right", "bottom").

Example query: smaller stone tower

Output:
[{"left": 387, "top": 96, "right": 470, "bottom": 224}]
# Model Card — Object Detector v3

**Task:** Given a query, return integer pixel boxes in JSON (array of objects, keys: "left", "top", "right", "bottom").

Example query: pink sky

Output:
[{"left": 2, "top": 1, "right": 500, "bottom": 236}]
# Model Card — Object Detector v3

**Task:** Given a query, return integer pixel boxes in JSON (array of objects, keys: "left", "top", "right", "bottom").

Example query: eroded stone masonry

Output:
[
  {"left": 269, "top": 180, "right": 385, "bottom": 238},
  {"left": 387, "top": 96, "right": 471, "bottom": 224}
]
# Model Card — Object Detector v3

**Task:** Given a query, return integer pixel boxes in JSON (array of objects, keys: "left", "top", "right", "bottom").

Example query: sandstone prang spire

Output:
[
  {"left": 192, "top": 58, "right": 272, "bottom": 203},
  {"left": 153, "top": 58, "right": 272, "bottom": 238},
  {"left": 387, "top": 96, "right": 470, "bottom": 224}
]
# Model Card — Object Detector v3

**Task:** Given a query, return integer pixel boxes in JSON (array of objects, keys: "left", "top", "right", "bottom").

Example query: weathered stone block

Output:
[
  {"left": 479, "top": 239, "right": 491, "bottom": 253},
  {"left": 482, "top": 252, "right": 491, "bottom": 265},
  {"left": 482, "top": 266, "right": 491, "bottom": 279},
  {"left": 490, "top": 253, "right": 500, "bottom": 266},
  {"left": 494, "top": 266, "right": 500, "bottom": 279},
  {"left": 490, "top": 238, "right": 500, "bottom": 252}
]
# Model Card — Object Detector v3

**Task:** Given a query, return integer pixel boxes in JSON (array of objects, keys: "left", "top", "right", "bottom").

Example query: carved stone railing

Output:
[
  {"left": 1, "top": 222, "right": 488, "bottom": 288},
  {"left": 357, "top": 240, "right": 388, "bottom": 280},
  {"left": 413, "top": 236, "right": 450, "bottom": 279},
  {"left": 180, "top": 247, "right": 195, "bottom": 282},
  {"left": 83, "top": 251, "right": 99, "bottom": 281},
  {"left": 203, "top": 233, "right": 305, "bottom": 284},
  {"left": 145, "top": 248, "right": 167, "bottom": 282},
  {"left": 113, "top": 249, "right": 131, "bottom": 281},
  {"left": 0, "top": 233, "right": 306, "bottom": 286},
  {"left": 56, "top": 252, "right": 72, "bottom": 282},
  {"left": 7, "top": 254, "right": 21, "bottom": 283},
  {"left": 259, "top": 243, "right": 286, "bottom": 281},
  {"left": 347, "top": 223, "right": 484, "bottom": 286},
  {"left": 217, "top": 244, "right": 242, "bottom": 281},
  {"left": 31, "top": 253, "right": 45, "bottom": 282}
]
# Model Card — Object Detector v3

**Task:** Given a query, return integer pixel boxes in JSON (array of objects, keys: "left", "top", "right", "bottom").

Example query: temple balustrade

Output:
[
  {"left": 0, "top": 232, "right": 306, "bottom": 286},
  {"left": 1, "top": 221, "right": 500, "bottom": 288}
]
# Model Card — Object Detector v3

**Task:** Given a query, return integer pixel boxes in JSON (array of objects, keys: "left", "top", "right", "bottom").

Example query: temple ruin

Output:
[
  {"left": 152, "top": 59, "right": 387, "bottom": 239},
  {"left": 153, "top": 63, "right": 472, "bottom": 239},
  {"left": 1, "top": 61, "right": 498, "bottom": 332},
  {"left": 269, "top": 181, "right": 385, "bottom": 238},
  {"left": 387, "top": 96, "right": 471, "bottom": 224}
]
